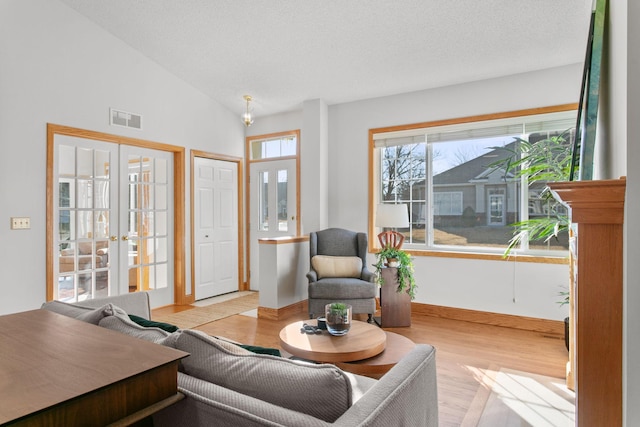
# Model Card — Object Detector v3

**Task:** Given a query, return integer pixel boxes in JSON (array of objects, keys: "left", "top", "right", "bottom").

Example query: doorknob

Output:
[
  {"left": 291, "top": 216, "right": 295, "bottom": 220},
  {"left": 122, "top": 235, "right": 129, "bottom": 241},
  {"left": 110, "top": 236, "right": 118, "bottom": 241}
]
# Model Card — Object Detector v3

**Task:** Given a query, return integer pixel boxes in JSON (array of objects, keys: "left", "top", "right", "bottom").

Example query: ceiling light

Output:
[{"left": 242, "top": 95, "right": 254, "bottom": 127}]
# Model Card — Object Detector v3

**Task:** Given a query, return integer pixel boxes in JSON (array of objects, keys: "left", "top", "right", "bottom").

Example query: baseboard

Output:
[
  {"left": 258, "top": 299, "right": 308, "bottom": 320},
  {"left": 412, "top": 302, "right": 564, "bottom": 336}
]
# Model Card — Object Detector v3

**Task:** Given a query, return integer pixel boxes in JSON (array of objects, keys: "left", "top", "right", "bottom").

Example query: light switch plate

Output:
[{"left": 10, "top": 217, "right": 30, "bottom": 230}]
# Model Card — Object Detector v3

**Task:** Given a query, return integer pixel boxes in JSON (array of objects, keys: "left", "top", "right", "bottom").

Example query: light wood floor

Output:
[{"left": 152, "top": 305, "right": 569, "bottom": 426}]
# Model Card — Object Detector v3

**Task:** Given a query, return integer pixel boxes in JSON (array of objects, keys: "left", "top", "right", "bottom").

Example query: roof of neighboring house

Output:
[{"left": 433, "top": 140, "right": 517, "bottom": 185}]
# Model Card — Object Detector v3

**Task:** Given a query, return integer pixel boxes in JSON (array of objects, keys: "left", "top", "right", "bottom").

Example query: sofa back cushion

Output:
[
  {"left": 175, "top": 329, "right": 353, "bottom": 422},
  {"left": 312, "top": 255, "right": 362, "bottom": 279}
]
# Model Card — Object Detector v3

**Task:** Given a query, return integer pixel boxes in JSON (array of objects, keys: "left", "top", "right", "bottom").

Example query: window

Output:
[
  {"left": 250, "top": 135, "right": 296, "bottom": 160},
  {"left": 370, "top": 106, "right": 576, "bottom": 256}
]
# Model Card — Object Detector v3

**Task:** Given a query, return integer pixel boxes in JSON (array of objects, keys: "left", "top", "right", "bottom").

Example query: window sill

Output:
[{"left": 373, "top": 247, "right": 569, "bottom": 264}]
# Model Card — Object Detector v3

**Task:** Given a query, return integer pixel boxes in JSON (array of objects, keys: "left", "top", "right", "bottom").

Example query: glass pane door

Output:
[
  {"left": 121, "top": 146, "right": 173, "bottom": 305},
  {"left": 55, "top": 137, "right": 117, "bottom": 302}
]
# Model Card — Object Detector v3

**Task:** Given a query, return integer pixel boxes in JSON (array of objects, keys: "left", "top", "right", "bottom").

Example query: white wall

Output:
[{"left": 0, "top": 0, "right": 244, "bottom": 314}]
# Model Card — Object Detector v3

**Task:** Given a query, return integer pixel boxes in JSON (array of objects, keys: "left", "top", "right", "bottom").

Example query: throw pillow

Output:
[
  {"left": 98, "top": 313, "right": 170, "bottom": 344},
  {"left": 236, "top": 344, "right": 281, "bottom": 357},
  {"left": 128, "top": 314, "right": 179, "bottom": 333},
  {"left": 312, "top": 255, "right": 362, "bottom": 279},
  {"left": 175, "top": 330, "right": 352, "bottom": 422}
]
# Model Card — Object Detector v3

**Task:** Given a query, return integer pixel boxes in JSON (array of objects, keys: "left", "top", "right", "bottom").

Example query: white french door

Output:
[
  {"left": 120, "top": 146, "right": 174, "bottom": 306},
  {"left": 249, "top": 158, "right": 297, "bottom": 291},
  {"left": 53, "top": 136, "right": 173, "bottom": 305},
  {"left": 194, "top": 157, "right": 239, "bottom": 300}
]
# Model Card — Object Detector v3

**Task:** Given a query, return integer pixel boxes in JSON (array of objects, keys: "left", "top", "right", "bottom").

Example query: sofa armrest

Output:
[
  {"left": 334, "top": 344, "right": 438, "bottom": 427},
  {"left": 73, "top": 292, "right": 151, "bottom": 320}
]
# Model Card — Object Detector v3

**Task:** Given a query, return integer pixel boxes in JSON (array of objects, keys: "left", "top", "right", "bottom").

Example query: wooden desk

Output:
[{"left": 0, "top": 309, "right": 188, "bottom": 426}]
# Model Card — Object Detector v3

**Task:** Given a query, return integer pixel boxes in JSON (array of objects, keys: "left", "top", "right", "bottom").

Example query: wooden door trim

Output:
[
  {"left": 46, "top": 124, "right": 186, "bottom": 304},
  {"left": 190, "top": 150, "right": 244, "bottom": 300}
]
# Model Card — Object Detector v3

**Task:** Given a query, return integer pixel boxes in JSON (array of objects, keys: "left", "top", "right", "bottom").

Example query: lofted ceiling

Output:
[{"left": 58, "top": 0, "right": 592, "bottom": 120}]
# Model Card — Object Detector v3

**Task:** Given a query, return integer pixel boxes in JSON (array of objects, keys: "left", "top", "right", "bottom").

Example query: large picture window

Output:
[{"left": 370, "top": 106, "right": 577, "bottom": 257}]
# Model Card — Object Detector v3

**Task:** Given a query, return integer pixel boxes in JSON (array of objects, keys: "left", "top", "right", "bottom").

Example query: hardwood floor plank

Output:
[{"left": 153, "top": 307, "right": 568, "bottom": 426}]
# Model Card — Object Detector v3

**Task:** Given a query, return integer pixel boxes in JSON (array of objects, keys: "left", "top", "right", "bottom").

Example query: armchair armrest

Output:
[
  {"left": 361, "top": 268, "right": 375, "bottom": 283},
  {"left": 306, "top": 270, "right": 318, "bottom": 283}
]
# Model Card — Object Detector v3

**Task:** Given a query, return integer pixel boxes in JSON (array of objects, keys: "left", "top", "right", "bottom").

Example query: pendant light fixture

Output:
[{"left": 242, "top": 95, "right": 254, "bottom": 127}]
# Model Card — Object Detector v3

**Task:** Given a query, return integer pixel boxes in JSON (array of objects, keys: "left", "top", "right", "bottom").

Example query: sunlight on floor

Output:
[
  {"left": 464, "top": 365, "right": 575, "bottom": 427},
  {"left": 483, "top": 369, "right": 574, "bottom": 427}
]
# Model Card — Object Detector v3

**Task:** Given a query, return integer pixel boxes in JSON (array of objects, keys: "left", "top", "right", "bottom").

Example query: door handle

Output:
[
  {"left": 110, "top": 236, "right": 118, "bottom": 241},
  {"left": 122, "top": 235, "right": 129, "bottom": 241}
]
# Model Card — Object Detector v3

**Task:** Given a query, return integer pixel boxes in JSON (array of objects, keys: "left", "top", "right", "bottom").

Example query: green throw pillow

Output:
[
  {"left": 128, "top": 314, "right": 179, "bottom": 333},
  {"left": 237, "top": 344, "right": 281, "bottom": 357}
]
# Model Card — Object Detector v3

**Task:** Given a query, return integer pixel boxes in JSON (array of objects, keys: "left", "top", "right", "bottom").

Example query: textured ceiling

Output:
[{"left": 58, "top": 0, "right": 592, "bottom": 119}]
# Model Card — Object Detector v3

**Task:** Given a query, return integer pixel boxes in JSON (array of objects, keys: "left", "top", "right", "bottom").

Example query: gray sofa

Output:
[{"left": 42, "top": 293, "right": 438, "bottom": 426}]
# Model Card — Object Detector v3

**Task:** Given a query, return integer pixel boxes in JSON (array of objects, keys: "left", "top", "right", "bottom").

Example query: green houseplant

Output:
[
  {"left": 489, "top": 129, "right": 575, "bottom": 256},
  {"left": 325, "top": 302, "right": 352, "bottom": 336},
  {"left": 374, "top": 246, "right": 417, "bottom": 300}
]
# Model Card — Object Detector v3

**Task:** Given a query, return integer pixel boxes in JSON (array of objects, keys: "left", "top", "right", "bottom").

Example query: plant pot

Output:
[
  {"left": 325, "top": 303, "right": 352, "bottom": 336},
  {"left": 386, "top": 257, "right": 400, "bottom": 268}
]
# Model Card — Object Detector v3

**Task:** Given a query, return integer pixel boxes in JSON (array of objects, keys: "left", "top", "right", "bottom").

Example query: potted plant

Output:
[
  {"left": 488, "top": 129, "right": 575, "bottom": 255},
  {"left": 374, "top": 246, "right": 417, "bottom": 300},
  {"left": 490, "top": 131, "right": 574, "bottom": 351},
  {"left": 325, "top": 302, "right": 352, "bottom": 336}
]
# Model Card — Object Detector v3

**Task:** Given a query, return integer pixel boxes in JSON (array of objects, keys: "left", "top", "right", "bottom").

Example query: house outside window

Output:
[{"left": 370, "top": 106, "right": 576, "bottom": 257}]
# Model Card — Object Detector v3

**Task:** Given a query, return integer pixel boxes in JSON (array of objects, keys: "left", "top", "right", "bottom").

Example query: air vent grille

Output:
[{"left": 110, "top": 108, "right": 142, "bottom": 130}]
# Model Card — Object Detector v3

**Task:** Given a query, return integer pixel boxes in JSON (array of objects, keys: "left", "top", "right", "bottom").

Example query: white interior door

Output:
[
  {"left": 249, "top": 159, "right": 297, "bottom": 291},
  {"left": 194, "top": 157, "right": 239, "bottom": 300}
]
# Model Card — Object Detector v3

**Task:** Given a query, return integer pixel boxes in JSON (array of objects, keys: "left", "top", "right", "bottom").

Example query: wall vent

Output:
[{"left": 110, "top": 108, "right": 143, "bottom": 130}]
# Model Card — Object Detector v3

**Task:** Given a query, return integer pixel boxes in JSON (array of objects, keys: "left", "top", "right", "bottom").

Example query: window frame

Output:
[{"left": 368, "top": 104, "right": 577, "bottom": 264}]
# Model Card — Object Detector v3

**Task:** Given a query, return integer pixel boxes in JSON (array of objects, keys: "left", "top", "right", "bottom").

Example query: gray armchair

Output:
[{"left": 307, "top": 228, "right": 377, "bottom": 322}]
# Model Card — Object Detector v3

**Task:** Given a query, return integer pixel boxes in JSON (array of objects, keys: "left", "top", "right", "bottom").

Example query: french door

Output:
[{"left": 52, "top": 136, "right": 173, "bottom": 305}]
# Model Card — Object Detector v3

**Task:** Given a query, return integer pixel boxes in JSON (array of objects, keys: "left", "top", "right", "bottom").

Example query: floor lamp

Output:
[{"left": 376, "top": 204, "right": 409, "bottom": 250}]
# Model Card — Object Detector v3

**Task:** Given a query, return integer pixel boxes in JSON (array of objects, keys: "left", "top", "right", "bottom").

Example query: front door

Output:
[
  {"left": 194, "top": 157, "right": 239, "bottom": 300},
  {"left": 249, "top": 158, "right": 297, "bottom": 290},
  {"left": 488, "top": 194, "right": 506, "bottom": 226}
]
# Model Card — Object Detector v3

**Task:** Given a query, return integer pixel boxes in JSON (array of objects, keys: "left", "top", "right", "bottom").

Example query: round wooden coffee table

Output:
[{"left": 279, "top": 320, "right": 386, "bottom": 363}]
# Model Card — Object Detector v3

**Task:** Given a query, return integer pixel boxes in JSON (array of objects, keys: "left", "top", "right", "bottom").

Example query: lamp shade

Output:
[{"left": 376, "top": 204, "right": 409, "bottom": 228}]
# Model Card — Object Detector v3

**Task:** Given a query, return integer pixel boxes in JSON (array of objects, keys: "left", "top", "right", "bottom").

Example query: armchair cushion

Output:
[
  {"left": 311, "top": 255, "right": 362, "bottom": 279},
  {"left": 309, "top": 279, "right": 378, "bottom": 299}
]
